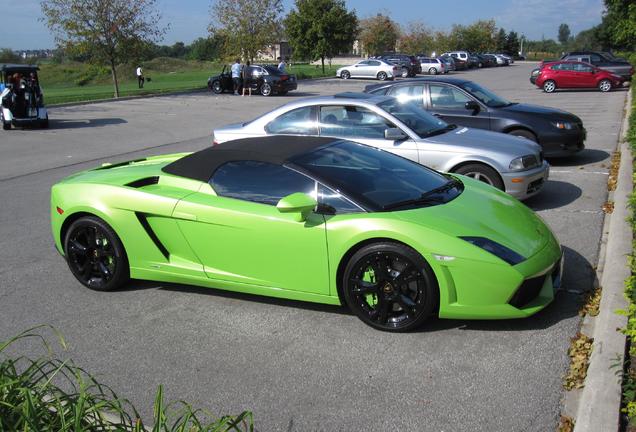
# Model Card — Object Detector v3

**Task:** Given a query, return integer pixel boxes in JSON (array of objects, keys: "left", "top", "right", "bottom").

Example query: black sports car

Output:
[
  {"left": 207, "top": 64, "right": 297, "bottom": 96},
  {"left": 364, "top": 77, "right": 586, "bottom": 157}
]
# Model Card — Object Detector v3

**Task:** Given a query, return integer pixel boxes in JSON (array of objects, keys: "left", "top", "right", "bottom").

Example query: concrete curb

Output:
[{"left": 573, "top": 87, "right": 632, "bottom": 431}]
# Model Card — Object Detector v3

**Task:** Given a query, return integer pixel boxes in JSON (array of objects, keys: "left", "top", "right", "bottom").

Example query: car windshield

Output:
[
  {"left": 459, "top": 82, "right": 512, "bottom": 108},
  {"left": 291, "top": 140, "right": 462, "bottom": 212},
  {"left": 377, "top": 99, "right": 449, "bottom": 138}
]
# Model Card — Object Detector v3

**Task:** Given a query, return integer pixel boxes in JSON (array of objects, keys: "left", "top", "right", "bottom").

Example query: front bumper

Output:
[
  {"left": 540, "top": 128, "right": 586, "bottom": 158},
  {"left": 438, "top": 240, "right": 563, "bottom": 320},
  {"left": 501, "top": 160, "right": 550, "bottom": 200}
]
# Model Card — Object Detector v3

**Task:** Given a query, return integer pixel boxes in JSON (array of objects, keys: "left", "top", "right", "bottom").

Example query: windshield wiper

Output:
[
  {"left": 424, "top": 124, "right": 457, "bottom": 138},
  {"left": 382, "top": 178, "right": 462, "bottom": 211}
]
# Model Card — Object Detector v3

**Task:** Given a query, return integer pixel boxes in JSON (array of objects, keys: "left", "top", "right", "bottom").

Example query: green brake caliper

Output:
[{"left": 363, "top": 267, "right": 378, "bottom": 307}]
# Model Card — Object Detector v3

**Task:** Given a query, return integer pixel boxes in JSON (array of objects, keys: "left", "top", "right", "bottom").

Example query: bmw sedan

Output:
[
  {"left": 364, "top": 77, "right": 586, "bottom": 157},
  {"left": 212, "top": 93, "right": 550, "bottom": 200}
]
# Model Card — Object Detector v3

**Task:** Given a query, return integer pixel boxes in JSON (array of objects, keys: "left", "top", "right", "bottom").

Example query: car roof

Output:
[
  {"left": 162, "top": 136, "right": 340, "bottom": 182},
  {"left": 364, "top": 77, "right": 471, "bottom": 92},
  {"left": 1, "top": 64, "right": 39, "bottom": 72}
]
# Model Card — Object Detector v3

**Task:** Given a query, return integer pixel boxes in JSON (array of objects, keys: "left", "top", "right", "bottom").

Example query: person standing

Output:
[
  {"left": 136, "top": 66, "right": 144, "bottom": 88},
  {"left": 277, "top": 57, "right": 286, "bottom": 72},
  {"left": 241, "top": 61, "right": 252, "bottom": 97},
  {"left": 231, "top": 59, "right": 242, "bottom": 95}
]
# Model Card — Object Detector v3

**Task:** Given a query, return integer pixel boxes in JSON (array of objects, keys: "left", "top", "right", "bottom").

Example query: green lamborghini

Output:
[{"left": 51, "top": 136, "right": 562, "bottom": 332}]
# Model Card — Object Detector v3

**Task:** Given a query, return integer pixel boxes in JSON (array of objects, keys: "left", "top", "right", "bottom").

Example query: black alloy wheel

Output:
[
  {"left": 598, "top": 79, "right": 612, "bottom": 92},
  {"left": 260, "top": 83, "right": 272, "bottom": 96},
  {"left": 211, "top": 80, "right": 223, "bottom": 94},
  {"left": 377, "top": 71, "right": 388, "bottom": 81},
  {"left": 343, "top": 242, "right": 438, "bottom": 332},
  {"left": 341, "top": 70, "right": 351, "bottom": 80},
  {"left": 64, "top": 216, "right": 129, "bottom": 291}
]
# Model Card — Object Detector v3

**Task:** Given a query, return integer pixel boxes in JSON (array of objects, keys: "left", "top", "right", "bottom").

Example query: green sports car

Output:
[{"left": 51, "top": 136, "right": 562, "bottom": 332}]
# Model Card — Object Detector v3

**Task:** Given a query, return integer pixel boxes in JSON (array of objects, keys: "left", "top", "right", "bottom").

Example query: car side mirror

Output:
[
  {"left": 465, "top": 100, "right": 480, "bottom": 115},
  {"left": 384, "top": 127, "right": 408, "bottom": 141},
  {"left": 276, "top": 193, "right": 317, "bottom": 222}
]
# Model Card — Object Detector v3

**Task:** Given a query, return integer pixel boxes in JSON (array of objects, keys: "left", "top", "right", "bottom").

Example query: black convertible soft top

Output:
[{"left": 162, "top": 135, "right": 339, "bottom": 182}]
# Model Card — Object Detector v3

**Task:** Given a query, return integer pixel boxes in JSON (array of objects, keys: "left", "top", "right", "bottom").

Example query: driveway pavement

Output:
[{"left": 0, "top": 63, "right": 627, "bottom": 431}]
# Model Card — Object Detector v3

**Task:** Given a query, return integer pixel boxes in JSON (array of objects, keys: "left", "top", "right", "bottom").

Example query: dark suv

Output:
[{"left": 377, "top": 53, "right": 421, "bottom": 77}]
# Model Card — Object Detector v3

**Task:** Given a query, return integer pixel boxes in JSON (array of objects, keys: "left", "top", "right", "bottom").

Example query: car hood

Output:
[
  {"left": 499, "top": 103, "right": 579, "bottom": 120},
  {"left": 395, "top": 177, "right": 553, "bottom": 259},
  {"left": 423, "top": 126, "right": 541, "bottom": 157}
]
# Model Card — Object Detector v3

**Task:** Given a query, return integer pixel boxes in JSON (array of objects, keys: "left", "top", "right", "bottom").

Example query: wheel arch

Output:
[
  {"left": 502, "top": 125, "right": 537, "bottom": 139},
  {"left": 334, "top": 237, "right": 440, "bottom": 313},
  {"left": 448, "top": 159, "right": 504, "bottom": 182},
  {"left": 59, "top": 211, "right": 110, "bottom": 254}
]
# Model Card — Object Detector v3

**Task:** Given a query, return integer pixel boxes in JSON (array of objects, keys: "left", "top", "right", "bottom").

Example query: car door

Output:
[
  {"left": 351, "top": 60, "right": 371, "bottom": 78},
  {"left": 318, "top": 104, "right": 420, "bottom": 162},
  {"left": 366, "top": 60, "right": 382, "bottom": 78},
  {"left": 172, "top": 161, "right": 330, "bottom": 294},
  {"left": 571, "top": 63, "right": 596, "bottom": 87},
  {"left": 425, "top": 83, "right": 491, "bottom": 130}
]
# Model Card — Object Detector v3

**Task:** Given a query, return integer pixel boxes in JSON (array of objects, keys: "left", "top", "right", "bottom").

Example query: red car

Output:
[{"left": 535, "top": 61, "right": 624, "bottom": 93}]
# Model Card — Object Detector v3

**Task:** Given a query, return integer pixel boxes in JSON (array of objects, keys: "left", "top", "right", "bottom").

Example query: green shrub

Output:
[{"left": 0, "top": 326, "right": 253, "bottom": 431}]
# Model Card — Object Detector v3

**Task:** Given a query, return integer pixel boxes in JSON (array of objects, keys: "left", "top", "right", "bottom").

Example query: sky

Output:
[{"left": 3, "top": 0, "right": 605, "bottom": 50}]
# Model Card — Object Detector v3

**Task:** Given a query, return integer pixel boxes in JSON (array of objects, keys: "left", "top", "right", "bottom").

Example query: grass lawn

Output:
[{"left": 39, "top": 59, "right": 342, "bottom": 105}]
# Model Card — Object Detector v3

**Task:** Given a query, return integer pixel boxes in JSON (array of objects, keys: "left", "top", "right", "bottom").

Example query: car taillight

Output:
[{"left": 280, "top": 75, "right": 289, "bottom": 81}]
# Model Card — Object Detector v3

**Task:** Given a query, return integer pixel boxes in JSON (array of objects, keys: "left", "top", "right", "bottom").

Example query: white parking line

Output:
[{"left": 550, "top": 170, "right": 609, "bottom": 175}]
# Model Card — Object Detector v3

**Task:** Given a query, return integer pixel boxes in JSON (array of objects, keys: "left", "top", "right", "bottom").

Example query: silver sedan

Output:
[
  {"left": 336, "top": 60, "right": 399, "bottom": 81},
  {"left": 212, "top": 93, "right": 549, "bottom": 200}
]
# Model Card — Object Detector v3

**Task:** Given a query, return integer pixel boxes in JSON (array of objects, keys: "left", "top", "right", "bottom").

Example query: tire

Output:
[
  {"left": 478, "top": 62, "right": 483, "bottom": 68},
  {"left": 598, "top": 79, "right": 612, "bottom": 92},
  {"left": 377, "top": 71, "right": 388, "bottom": 81},
  {"left": 401, "top": 67, "right": 409, "bottom": 78},
  {"left": 211, "top": 80, "right": 223, "bottom": 94},
  {"left": 341, "top": 70, "right": 351, "bottom": 80},
  {"left": 64, "top": 216, "right": 129, "bottom": 291},
  {"left": 508, "top": 129, "right": 537, "bottom": 142},
  {"left": 428, "top": 67, "right": 437, "bottom": 75},
  {"left": 543, "top": 80, "right": 556, "bottom": 93},
  {"left": 453, "top": 163, "right": 504, "bottom": 190},
  {"left": 342, "top": 242, "right": 439, "bottom": 332},
  {"left": 1, "top": 111, "right": 9, "bottom": 130},
  {"left": 260, "top": 82, "right": 272, "bottom": 96}
]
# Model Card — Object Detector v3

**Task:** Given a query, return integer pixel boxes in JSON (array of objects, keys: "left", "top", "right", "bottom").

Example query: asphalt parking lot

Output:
[{"left": 0, "top": 63, "right": 628, "bottom": 431}]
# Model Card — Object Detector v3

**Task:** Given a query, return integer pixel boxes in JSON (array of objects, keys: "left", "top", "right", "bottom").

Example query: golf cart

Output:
[{"left": 1, "top": 64, "right": 49, "bottom": 130}]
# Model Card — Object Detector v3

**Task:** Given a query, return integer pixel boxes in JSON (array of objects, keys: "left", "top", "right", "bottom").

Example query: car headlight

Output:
[
  {"left": 509, "top": 154, "right": 540, "bottom": 171},
  {"left": 552, "top": 121, "right": 573, "bottom": 130},
  {"left": 459, "top": 236, "right": 525, "bottom": 265}
]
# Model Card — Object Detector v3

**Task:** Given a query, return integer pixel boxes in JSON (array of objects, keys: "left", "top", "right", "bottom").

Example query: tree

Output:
[
  {"left": 597, "top": 0, "right": 636, "bottom": 50},
  {"left": 495, "top": 28, "right": 507, "bottom": 52},
  {"left": 358, "top": 14, "right": 400, "bottom": 56},
  {"left": 558, "top": 23, "right": 571, "bottom": 45},
  {"left": 450, "top": 20, "right": 496, "bottom": 52},
  {"left": 399, "top": 22, "right": 434, "bottom": 55},
  {"left": 186, "top": 34, "right": 225, "bottom": 61},
  {"left": 210, "top": 0, "right": 283, "bottom": 62},
  {"left": 0, "top": 48, "right": 20, "bottom": 63},
  {"left": 505, "top": 31, "right": 519, "bottom": 55},
  {"left": 284, "top": 0, "right": 357, "bottom": 72},
  {"left": 40, "top": 0, "right": 167, "bottom": 98}
]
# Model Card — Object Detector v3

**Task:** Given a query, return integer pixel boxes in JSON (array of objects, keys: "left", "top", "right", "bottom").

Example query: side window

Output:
[
  {"left": 387, "top": 85, "right": 425, "bottom": 105},
  {"left": 590, "top": 54, "right": 602, "bottom": 63},
  {"left": 573, "top": 63, "right": 593, "bottom": 72},
  {"left": 319, "top": 105, "right": 394, "bottom": 139},
  {"left": 317, "top": 184, "right": 361, "bottom": 214},
  {"left": 429, "top": 84, "right": 471, "bottom": 109},
  {"left": 357, "top": 60, "right": 370, "bottom": 66},
  {"left": 265, "top": 106, "right": 318, "bottom": 135},
  {"left": 550, "top": 64, "right": 562, "bottom": 71},
  {"left": 368, "top": 60, "right": 381, "bottom": 66},
  {"left": 210, "top": 161, "right": 315, "bottom": 206}
]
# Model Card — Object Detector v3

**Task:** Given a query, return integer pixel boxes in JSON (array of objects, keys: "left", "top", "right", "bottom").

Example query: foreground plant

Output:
[{"left": 0, "top": 325, "right": 253, "bottom": 431}]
